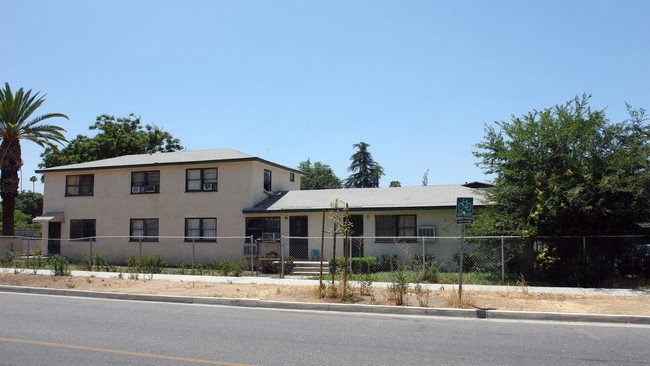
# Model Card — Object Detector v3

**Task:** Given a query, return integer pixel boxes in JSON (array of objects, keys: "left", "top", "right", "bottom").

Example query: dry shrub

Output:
[
  {"left": 414, "top": 284, "right": 430, "bottom": 307},
  {"left": 441, "top": 289, "right": 477, "bottom": 308}
]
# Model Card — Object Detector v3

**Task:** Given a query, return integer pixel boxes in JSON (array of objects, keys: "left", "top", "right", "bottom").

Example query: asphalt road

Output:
[{"left": 1, "top": 293, "right": 649, "bottom": 366}]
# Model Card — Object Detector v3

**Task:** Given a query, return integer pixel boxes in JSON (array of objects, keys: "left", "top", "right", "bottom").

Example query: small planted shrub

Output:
[
  {"left": 258, "top": 253, "right": 294, "bottom": 274},
  {"left": 74, "top": 251, "right": 92, "bottom": 270},
  {"left": 92, "top": 252, "right": 109, "bottom": 271},
  {"left": 127, "top": 253, "right": 167, "bottom": 273},
  {"left": 419, "top": 262, "right": 440, "bottom": 283},
  {"left": 142, "top": 253, "right": 167, "bottom": 273},
  {"left": 1, "top": 251, "right": 20, "bottom": 267},
  {"left": 231, "top": 260, "right": 248, "bottom": 277},
  {"left": 382, "top": 254, "right": 398, "bottom": 272},
  {"left": 388, "top": 266, "right": 411, "bottom": 306},
  {"left": 217, "top": 259, "right": 232, "bottom": 276},
  {"left": 51, "top": 255, "right": 71, "bottom": 276},
  {"left": 328, "top": 257, "right": 346, "bottom": 274},
  {"left": 413, "top": 254, "right": 436, "bottom": 270},
  {"left": 351, "top": 257, "right": 378, "bottom": 274}
]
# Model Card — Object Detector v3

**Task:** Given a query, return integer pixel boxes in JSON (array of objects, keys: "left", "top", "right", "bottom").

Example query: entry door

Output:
[
  {"left": 48, "top": 222, "right": 61, "bottom": 255},
  {"left": 289, "top": 216, "right": 308, "bottom": 260},
  {"left": 349, "top": 215, "right": 364, "bottom": 258}
]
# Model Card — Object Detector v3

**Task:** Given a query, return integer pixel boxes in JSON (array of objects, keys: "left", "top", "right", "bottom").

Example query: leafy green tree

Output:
[
  {"left": 298, "top": 159, "right": 342, "bottom": 190},
  {"left": 16, "top": 191, "right": 43, "bottom": 218},
  {"left": 389, "top": 181, "right": 401, "bottom": 187},
  {"left": 0, "top": 83, "right": 68, "bottom": 235},
  {"left": 40, "top": 114, "right": 183, "bottom": 168},
  {"left": 473, "top": 95, "right": 650, "bottom": 236},
  {"left": 344, "top": 142, "right": 384, "bottom": 188}
]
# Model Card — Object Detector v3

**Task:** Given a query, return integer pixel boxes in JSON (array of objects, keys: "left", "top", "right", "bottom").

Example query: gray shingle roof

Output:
[
  {"left": 244, "top": 185, "right": 487, "bottom": 213},
  {"left": 36, "top": 148, "right": 303, "bottom": 174}
]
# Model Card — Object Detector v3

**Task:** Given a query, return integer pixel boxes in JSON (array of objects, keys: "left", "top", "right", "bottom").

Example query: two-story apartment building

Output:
[
  {"left": 35, "top": 148, "right": 303, "bottom": 264},
  {"left": 35, "top": 148, "right": 486, "bottom": 268}
]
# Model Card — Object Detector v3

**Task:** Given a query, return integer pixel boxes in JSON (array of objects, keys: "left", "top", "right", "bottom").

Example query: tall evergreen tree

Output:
[{"left": 344, "top": 142, "right": 384, "bottom": 188}]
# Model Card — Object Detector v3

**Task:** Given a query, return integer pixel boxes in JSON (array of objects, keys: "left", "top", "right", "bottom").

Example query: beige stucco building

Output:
[
  {"left": 35, "top": 148, "right": 486, "bottom": 268},
  {"left": 35, "top": 149, "right": 302, "bottom": 264}
]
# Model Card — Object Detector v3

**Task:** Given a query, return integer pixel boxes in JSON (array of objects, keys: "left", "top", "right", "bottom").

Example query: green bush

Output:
[
  {"left": 1, "top": 251, "right": 20, "bottom": 267},
  {"left": 418, "top": 262, "right": 439, "bottom": 283},
  {"left": 217, "top": 259, "right": 232, "bottom": 276},
  {"left": 74, "top": 251, "right": 92, "bottom": 270},
  {"left": 328, "top": 257, "right": 345, "bottom": 274},
  {"left": 51, "top": 255, "right": 70, "bottom": 276},
  {"left": 231, "top": 260, "right": 248, "bottom": 277},
  {"left": 382, "top": 254, "right": 398, "bottom": 271},
  {"left": 351, "top": 257, "right": 378, "bottom": 274},
  {"left": 413, "top": 254, "right": 435, "bottom": 269},
  {"left": 92, "top": 252, "right": 110, "bottom": 271},
  {"left": 453, "top": 253, "right": 476, "bottom": 272},
  {"left": 127, "top": 253, "right": 167, "bottom": 273}
]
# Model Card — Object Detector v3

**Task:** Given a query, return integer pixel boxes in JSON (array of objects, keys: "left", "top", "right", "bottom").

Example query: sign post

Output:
[{"left": 456, "top": 198, "right": 473, "bottom": 301}]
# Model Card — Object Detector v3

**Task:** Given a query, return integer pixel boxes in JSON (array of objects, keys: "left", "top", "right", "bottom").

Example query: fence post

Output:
[
  {"left": 192, "top": 236, "right": 196, "bottom": 275},
  {"left": 582, "top": 236, "right": 586, "bottom": 257},
  {"left": 138, "top": 237, "right": 142, "bottom": 274},
  {"left": 26, "top": 239, "right": 30, "bottom": 267},
  {"left": 280, "top": 235, "right": 285, "bottom": 279},
  {"left": 250, "top": 235, "right": 255, "bottom": 276},
  {"left": 421, "top": 236, "right": 426, "bottom": 279},
  {"left": 501, "top": 236, "right": 505, "bottom": 284},
  {"left": 89, "top": 238, "right": 94, "bottom": 266},
  {"left": 459, "top": 224, "right": 465, "bottom": 301}
]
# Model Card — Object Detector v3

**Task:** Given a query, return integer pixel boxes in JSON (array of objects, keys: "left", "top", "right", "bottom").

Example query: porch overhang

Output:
[{"left": 33, "top": 212, "right": 64, "bottom": 223}]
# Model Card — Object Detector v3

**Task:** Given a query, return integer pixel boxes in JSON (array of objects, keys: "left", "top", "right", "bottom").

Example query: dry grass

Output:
[{"left": 1, "top": 273, "right": 649, "bottom": 315}]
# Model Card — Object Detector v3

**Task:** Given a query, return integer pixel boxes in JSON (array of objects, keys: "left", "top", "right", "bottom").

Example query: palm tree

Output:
[
  {"left": 344, "top": 142, "right": 384, "bottom": 188},
  {"left": 0, "top": 83, "right": 67, "bottom": 235},
  {"left": 29, "top": 175, "right": 37, "bottom": 192}
]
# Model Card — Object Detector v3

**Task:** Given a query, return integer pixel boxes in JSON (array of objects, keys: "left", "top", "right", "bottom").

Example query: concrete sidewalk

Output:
[{"left": 2, "top": 267, "right": 649, "bottom": 297}]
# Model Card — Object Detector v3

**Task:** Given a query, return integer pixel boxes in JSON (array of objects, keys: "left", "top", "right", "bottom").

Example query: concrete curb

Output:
[{"left": 1, "top": 285, "right": 649, "bottom": 325}]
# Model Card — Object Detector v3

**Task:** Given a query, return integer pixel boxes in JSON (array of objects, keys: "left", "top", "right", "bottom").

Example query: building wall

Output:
[
  {"left": 245, "top": 208, "right": 465, "bottom": 269},
  {"left": 41, "top": 160, "right": 300, "bottom": 264}
]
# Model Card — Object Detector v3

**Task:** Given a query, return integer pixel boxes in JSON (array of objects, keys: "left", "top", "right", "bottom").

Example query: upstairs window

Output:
[
  {"left": 66, "top": 174, "right": 94, "bottom": 196},
  {"left": 375, "top": 214, "right": 417, "bottom": 242},
  {"left": 185, "top": 218, "right": 217, "bottom": 242},
  {"left": 186, "top": 168, "right": 218, "bottom": 192},
  {"left": 130, "top": 218, "right": 159, "bottom": 242},
  {"left": 70, "top": 219, "right": 96, "bottom": 240},
  {"left": 264, "top": 169, "right": 272, "bottom": 191},
  {"left": 290, "top": 173, "right": 295, "bottom": 182},
  {"left": 131, "top": 171, "right": 160, "bottom": 194}
]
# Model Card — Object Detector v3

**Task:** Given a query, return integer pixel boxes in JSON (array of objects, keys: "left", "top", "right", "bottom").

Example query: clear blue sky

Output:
[{"left": 3, "top": 0, "right": 649, "bottom": 193}]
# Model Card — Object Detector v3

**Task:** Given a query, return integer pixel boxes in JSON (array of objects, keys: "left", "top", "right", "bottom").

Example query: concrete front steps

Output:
[{"left": 290, "top": 261, "right": 328, "bottom": 276}]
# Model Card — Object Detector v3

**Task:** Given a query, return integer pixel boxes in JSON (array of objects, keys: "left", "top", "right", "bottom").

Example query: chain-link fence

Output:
[
  {"left": 2, "top": 234, "right": 648, "bottom": 287},
  {"left": 282, "top": 234, "right": 650, "bottom": 287}
]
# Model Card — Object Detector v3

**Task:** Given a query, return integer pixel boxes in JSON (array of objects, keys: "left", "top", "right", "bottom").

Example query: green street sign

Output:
[
  {"left": 457, "top": 218, "right": 474, "bottom": 224},
  {"left": 456, "top": 197, "right": 473, "bottom": 218}
]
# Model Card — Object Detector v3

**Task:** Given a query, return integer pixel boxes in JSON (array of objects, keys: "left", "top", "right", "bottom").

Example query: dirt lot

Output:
[{"left": 1, "top": 273, "right": 648, "bottom": 316}]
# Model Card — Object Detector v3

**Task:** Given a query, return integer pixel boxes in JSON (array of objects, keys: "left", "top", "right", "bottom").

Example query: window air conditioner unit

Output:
[
  {"left": 244, "top": 244, "right": 258, "bottom": 256},
  {"left": 261, "top": 232, "right": 278, "bottom": 242},
  {"left": 203, "top": 183, "right": 216, "bottom": 191},
  {"left": 418, "top": 225, "right": 436, "bottom": 238},
  {"left": 145, "top": 185, "right": 158, "bottom": 193},
  {"left": 131, "top": 186, "right": 144, "bottom": 194}
]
